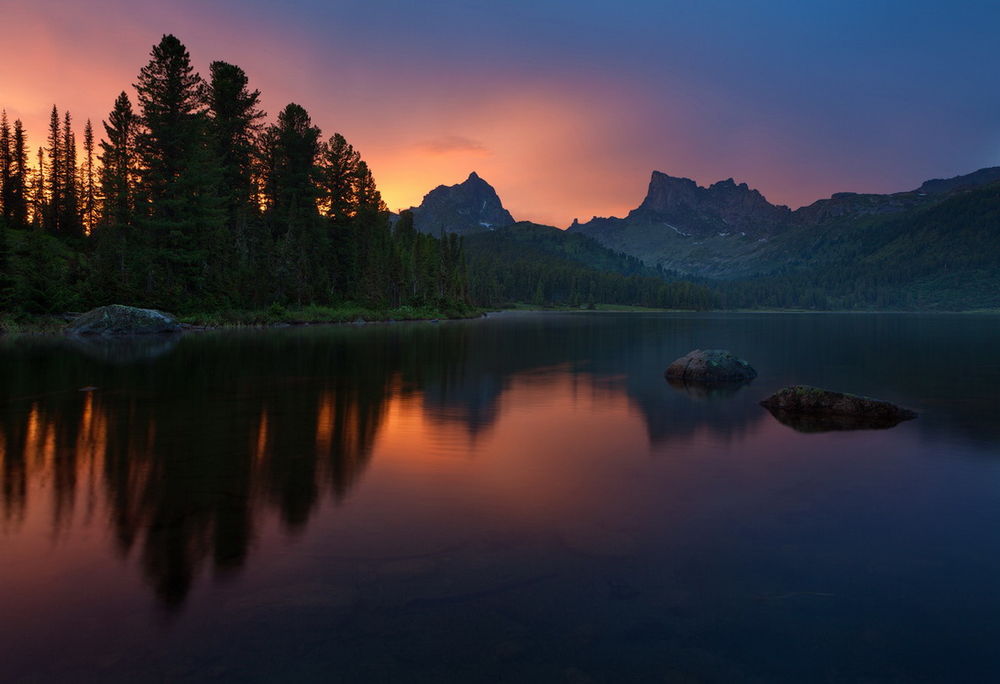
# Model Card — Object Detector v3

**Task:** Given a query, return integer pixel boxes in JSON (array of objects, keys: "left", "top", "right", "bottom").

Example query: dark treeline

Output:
[
  {"left": 464, "top": 225, "right": 719, "bottom": 310},
  {"left": 0, "top": 35, "right": 469, "bottom": 315}
]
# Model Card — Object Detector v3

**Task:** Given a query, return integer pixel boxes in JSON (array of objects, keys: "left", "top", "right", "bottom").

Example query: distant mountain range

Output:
[
  {"left": 568, "top": 167, "right": 1000, "bottom": 279},
  {"left": 408, "top": 166, "right": 1000, "bottom": 309}
]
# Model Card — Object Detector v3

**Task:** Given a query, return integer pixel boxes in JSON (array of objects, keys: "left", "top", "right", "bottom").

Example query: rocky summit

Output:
[
  {"left": 629, "top": 171, "right": 792, "bottom": 239},
  {"left": 568, "top": 166, "right": 1000, "bottom": 281},
  {"left": 411, "top": 172, "right": 515, "bottom": 236}
]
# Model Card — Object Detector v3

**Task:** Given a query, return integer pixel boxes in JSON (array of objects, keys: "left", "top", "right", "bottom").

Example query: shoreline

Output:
[{"left": 3, "top": 304, "right": 996, "bottom": 338}]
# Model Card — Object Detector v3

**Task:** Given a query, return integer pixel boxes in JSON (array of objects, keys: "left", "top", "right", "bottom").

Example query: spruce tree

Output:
[
  {"left": 33, "top": 146, "right": 45, "bottom": 230},
  {"left": 134, "top": 34, "right": 223, "bottom": 308},
  {"left": 61, "top": 110, "right": 82, "bottom": 239},
  {"left": 205, "top": 61, "right": 264, "bottom": 219},
  {"left": 261, "top": 103, "right": 323, "bottom": 303},
  {"left": 0, "top": 111, "right": 10, "bottom": 220},
  {"left": 204, "top": 60, "right": 265, "bottom": 302},
  {"left": 95, "top": 92, "right": 139, "bottom": 301},
  {"left": 45, "top": 106, "right": 62, "bottom": 234},
  {"left": 100, "top": 92, "right": 137, "bottom": 228},
  {"left": 318, "top": 133, "right": 359, "bottom": 223},
  {"left": 8, "top": 120, "right": 29, "bottom": 228},
  {"left": 82, "top": 120, "right": 97, "bottom": 234}
]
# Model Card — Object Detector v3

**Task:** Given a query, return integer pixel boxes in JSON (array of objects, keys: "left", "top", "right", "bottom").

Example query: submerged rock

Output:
[
  {"left": 665, "top": 349, "right": 757, "bottom": 383},
  {"left": 760, "top": 385, "right": 916, "bottom": 431},
  {"left": 67, "top": 305, "right": 181, "bottom": 336}
]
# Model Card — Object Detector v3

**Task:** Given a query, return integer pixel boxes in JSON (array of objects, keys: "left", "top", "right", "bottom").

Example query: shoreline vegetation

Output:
[{"left": 3, "top": 303, "right": 998, "bottom": 337}]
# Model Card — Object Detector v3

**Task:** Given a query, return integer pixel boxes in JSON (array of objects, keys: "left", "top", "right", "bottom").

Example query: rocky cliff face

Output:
[
  {"left": 411, "top": 172, "right": 515, "bottom": 236},
  {"left": 568, "top": 166, "right": 1000, "bottom": 277},
  {"left": 628, "top": 172, "right": 792, "bottom": 238}
]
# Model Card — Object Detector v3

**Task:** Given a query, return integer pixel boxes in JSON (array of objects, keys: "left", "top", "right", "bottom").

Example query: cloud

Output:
[{"left": 411, "top": 135, "right": 491, "bottom": 156}]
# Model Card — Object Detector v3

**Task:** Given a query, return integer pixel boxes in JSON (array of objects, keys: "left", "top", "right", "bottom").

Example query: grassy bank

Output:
[
  {"left": 178, "top": 303, "right": 484, "bottom": 328},
  {"left": 498, "top": 303, "right": 696, "bottom": 313}
]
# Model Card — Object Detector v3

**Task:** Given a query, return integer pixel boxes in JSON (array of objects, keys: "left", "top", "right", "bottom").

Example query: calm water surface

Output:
[{"left": 1, "top": 312, "right": 999, "bottom": 683}]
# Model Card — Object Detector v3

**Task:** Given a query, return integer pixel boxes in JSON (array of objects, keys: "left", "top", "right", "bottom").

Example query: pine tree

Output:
[
  {"left": 8, "top": 120, "right": 29, "bottom": 228},
  {"left": 354, "top": 161, "right": 385, "bottom": 215},
  {"left": 204, "top": 60, "right": 265, "bottom": 302},
  {"left": 134, "top": 34, "right": 223, "bottom": 308},
  {"left": 318, "top": 133, "right": 359, "bottom": 223},
  {"left": 260, "top": 103, "right": 323, "bottom": 303},
  {"left": 205, "top": 61, "right": 264, "bottom": 219},
  {"left": 45, "top": 105, "right": 62, "bottom": 234},
  {"left": 0, "top": 111, "right": 11, "bottom": 220},
  {"left": 82, "top": 120, "right": 97, "bottom": 234},
  {"left": 61, "top": 110, "right": 82, "bottom": 239},
  {"left": 99, "top": 92, "right": 137, "bottom": 227},
  {"left": 95, "top": 92, "right": 139, "bottom": 301},
  {"left": 33, "top": 146, "right": 45, "bottom": 229}
]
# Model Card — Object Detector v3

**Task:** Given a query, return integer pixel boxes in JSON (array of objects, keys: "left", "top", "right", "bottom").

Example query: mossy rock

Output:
[
  {"left": 665, "top": 349, "right": 757, "bottom": 383},
  {"left": 760, "top": 385, "right": 916, "bottom": 430},
  {"left": 67, "top": 305, "right": 181, "bottom": 336}
]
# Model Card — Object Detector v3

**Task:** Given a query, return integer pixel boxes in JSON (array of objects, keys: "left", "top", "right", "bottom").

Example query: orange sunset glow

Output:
[{"left": 5, "top": 0, "right": 993, "bottom": 227}]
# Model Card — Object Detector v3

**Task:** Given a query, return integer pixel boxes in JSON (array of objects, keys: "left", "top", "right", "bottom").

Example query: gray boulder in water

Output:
[
  {"left": 67, "top": 305, "right": 181, "bottom": 336},
  {"left": 760, "top": 385, "right": 916, "bottom": 429},
  {"left": 665, "top": 349, "right": 757, "bottom": 383}
]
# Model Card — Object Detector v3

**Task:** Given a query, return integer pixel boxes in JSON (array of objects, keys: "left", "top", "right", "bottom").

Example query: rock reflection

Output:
[
  {"left": 763, "top": 406, "right": 913, "bottom": 433},
  {"left": 67, "top": 333, "right": 182, "bottom": 364},
  {"left": 666, "top": 377, "right": 752, "bottom": 401}
]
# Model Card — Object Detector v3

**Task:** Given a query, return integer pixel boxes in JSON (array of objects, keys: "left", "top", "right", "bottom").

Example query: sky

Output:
[{"left": 1, "top": 0, "right": 998, "bottom": 226}]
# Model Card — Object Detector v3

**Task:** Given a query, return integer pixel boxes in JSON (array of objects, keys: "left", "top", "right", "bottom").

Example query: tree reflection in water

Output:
[{"left": 2, "top": 312, "right": 997, "bottom": 608}]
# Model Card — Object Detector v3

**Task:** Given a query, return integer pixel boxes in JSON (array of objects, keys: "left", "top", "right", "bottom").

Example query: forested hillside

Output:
[
  {"left": 464, "top": 222, "right": 717, "bottom": 309},
  {"left": 719, "top": 181, "right": 1000, "bottom": 310}
]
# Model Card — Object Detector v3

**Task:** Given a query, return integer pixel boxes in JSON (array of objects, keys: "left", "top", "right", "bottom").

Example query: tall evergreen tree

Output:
[
  {"left": 33, "top": 146, "right": 45, "bottom": 229},
  {"left": 134, "top": 34, "right": 223, "bottom": 307},
  {"left": 318, "top": 133, "right": 359, "bottom": 223},
  {"left": 354, "top": 161, "right": 385, "bottom": 215},
  {"left": 205, "top": 61, "right": 264, "bottom": 220},
  {"left": 261, "top": 103, "right": 323, "bottom": 303},
  {"left": 95, "top": 92, "right": 139, "bottom": 301},
  {"left": 0, "top": 111, "right": 11, "bottom": 220},
  {"left": 8, "top": 120, "right": 29, "bottom": 228},
  {"left": 82, "top": 120, "right": 97, "bottom": 234},
  {"left": 204, "top": 60, "right": 266, "bottom": 301},
  {"left": 99, "top": 92, "right": 137, "bottom": 228},
  {"left": 45, "top": 105, "right": 62, "bottom": 234},
  {"left": 60, "top": 110, "right": 82, "bottom": 239}
]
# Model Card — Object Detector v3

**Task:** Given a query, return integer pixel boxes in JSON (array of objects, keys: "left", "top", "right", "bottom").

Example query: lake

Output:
[{"left": 1, "top": 312, "right": 999, "bottom": 683}]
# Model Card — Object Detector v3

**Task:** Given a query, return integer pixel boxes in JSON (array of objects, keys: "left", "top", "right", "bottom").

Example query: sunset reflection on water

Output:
[{"left": 2, "top": 313, "right": 1000, "bottom": 682}]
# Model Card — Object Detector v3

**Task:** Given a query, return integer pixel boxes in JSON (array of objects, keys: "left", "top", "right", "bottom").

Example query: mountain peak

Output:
[
  {"left": 630, "top": 170, "right": 790, "bottom": 237},
  {"left": 411, "top": 172, "right": 515, "bottom": 236}
]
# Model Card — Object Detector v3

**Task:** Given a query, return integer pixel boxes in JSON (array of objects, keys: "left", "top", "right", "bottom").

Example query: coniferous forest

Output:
[{"left": 0, "top": 35, "right": 471, "bottom": 321}]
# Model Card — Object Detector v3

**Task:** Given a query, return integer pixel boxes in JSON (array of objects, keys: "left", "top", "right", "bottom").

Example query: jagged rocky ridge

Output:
[
  {"left": 410, "top": 172, "right": 515, "bottom": 236},
  {"left": 568, "top": 167, "right": 1000, "bottom": 278}
]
